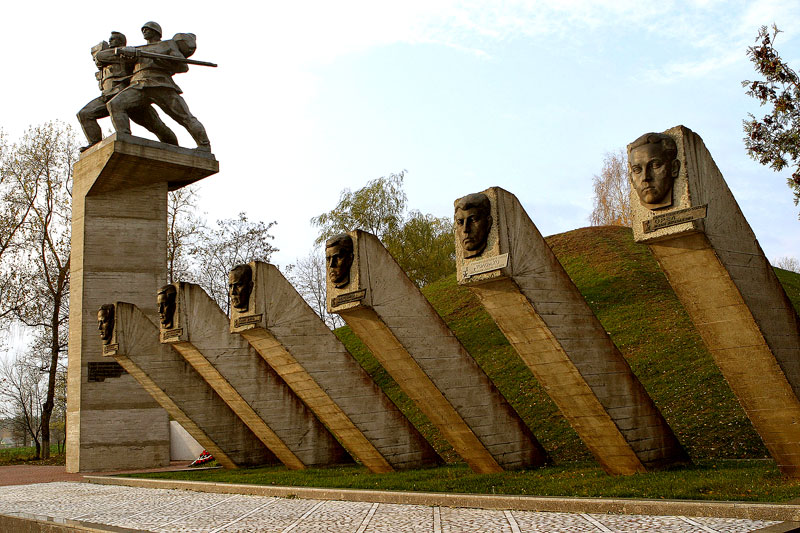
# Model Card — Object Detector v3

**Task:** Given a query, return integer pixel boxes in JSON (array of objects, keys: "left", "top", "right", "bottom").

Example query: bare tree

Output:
[
  {"left": 0, "top": 354, "right": 46, "bottom": 457},
  {"left": 289, "top": 250, "right": 343, "bottom": 329},
  {"left": 167, "top": 185, "right": 206, "bottom": 284},
  {"left": 0, "top": 122, "right": 75, "bottom": 459},
  {"left": 191, "top": 212, "right": 278, "bottom": 314},
  {"left": 589, "top": 150, "right": 632, "bottom": 227},
  {"left": 774, "top": 256, "right": 800, "bottom": 273}
]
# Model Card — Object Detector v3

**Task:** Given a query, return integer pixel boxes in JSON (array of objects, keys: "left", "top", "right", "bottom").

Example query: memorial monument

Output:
[
  {"left": 453, "top": 188, "right": 688, "bottom": 475},
  {"left": 230, "top": 262, "right": 441, "bottom": 473},
  {"left": 160, "top": 282, "right": 350, "bottom": 469},
  {"left": 326, "top": 231, "right": 547, "bottom": 473},
  {"left": 67, "top": 22, "right": 218, "bottom": 472},
  {"left": 629, "top": 125, "right": 800, "bottom": 478},
  {"left": 102, "top": 302, "right": 277, "bottom": 469}
]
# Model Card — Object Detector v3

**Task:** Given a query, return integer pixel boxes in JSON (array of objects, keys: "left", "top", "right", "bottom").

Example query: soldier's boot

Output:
[
  {"left": 186, "top": 118, "right": 211, "bottom": 152},
  {"left": 77, "top": 112, "right": 102, "bottom": 152}
]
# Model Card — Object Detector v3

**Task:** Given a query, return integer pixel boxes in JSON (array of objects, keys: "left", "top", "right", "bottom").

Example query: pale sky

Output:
[{"left": 2, "top": 0, "right": 799, "bottom": 267}]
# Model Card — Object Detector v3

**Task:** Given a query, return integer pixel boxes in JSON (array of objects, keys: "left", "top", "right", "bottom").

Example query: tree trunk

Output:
[{"left": 40, "top": 268, "right": 67, "bottom": 460}]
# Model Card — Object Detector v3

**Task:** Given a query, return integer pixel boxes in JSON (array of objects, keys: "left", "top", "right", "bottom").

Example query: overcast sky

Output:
[{"left": 2, "top": 0, "right": 799, "bottom": 268}]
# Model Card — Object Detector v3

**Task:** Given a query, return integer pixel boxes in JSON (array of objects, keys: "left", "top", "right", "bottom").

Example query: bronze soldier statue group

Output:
[{"left": 77, "top": 21, "right": 213, "bottom": 153}]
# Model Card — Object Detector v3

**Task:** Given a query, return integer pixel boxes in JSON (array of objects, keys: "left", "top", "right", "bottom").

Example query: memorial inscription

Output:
[
  {"left": 643, "top": 205, "right": 707, "bottom": 233},
  {"left": 331, "top": 289, "right": 367, "bottom": 307},
  {"left": 234, "top": 314, "right": 263, "bottom": 328},
  {"left": 463, "top": 253, "right": 509, "bottom": 278}
]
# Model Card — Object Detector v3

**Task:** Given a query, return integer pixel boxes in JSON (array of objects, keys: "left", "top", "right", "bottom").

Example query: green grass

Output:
[
  {"left": 127, "top": 460, "right": 800, "bottom": 502},
  {"left": 0, "top": 445, "right": 65, "bottom": 466},
  {"left": 125, "top": 226, "right": 800, "bottom": 499}
]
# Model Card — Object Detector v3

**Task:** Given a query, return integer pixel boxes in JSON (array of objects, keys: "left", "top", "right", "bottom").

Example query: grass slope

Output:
[
  {"left": 337, "top": 225, "right": 799, "bottom": 464},
  {"left": 130, "top": 226, "right": 800, "bottom": 501}
]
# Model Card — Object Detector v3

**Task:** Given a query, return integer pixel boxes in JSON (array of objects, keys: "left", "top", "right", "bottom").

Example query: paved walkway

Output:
[
  {"left": 0, "top": 482, "right": 784, "bottom": 532},
  {"left": 0, "top": 462, "right": 193, "bottom": 487}
]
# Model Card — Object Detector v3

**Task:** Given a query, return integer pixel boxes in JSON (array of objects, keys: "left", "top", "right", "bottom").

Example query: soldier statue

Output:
[
  {"left": 107, "top": 22, "right": 212, "bottom": 152},
  {"left": 77, "top": 31, "right": 178, "bottom": 152}
]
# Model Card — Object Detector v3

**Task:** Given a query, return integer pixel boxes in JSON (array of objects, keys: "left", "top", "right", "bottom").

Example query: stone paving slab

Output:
[{"left": 0, "top": 482, "right": 783, "bottom": 532}]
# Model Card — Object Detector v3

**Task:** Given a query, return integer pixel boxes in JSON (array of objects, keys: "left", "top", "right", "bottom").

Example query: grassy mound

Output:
[{"left": 336, "top": 225, "right": 799, "bottom": 465}]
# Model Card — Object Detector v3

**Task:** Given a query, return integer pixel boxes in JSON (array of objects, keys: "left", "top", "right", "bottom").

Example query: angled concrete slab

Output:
[
  {"left": 230, "top": 261, "right": 441, "bottom": 473},
  {"left": 327, "top": 230, "right": 547, "bottom": 473},
  {"left": 103, "top": 302, "right": 276, "bottom": 469},
  {"left": 630, "top": 125, "right": 800, "bottom": 478},
  {"left": 161, "top": 282, "right": 350, "bottom": 469},
  {"left": 454, "top": 187, "right": 688, "bottom": 475},
  {"left": 68, "top": 134, "right": 219, "bottom": 472}
]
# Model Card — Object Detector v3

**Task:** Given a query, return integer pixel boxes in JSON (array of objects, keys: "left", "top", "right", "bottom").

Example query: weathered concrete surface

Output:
[
  {"left": 67, "top": 134, "right": 218, "bottom": 472},
  {"left": 328, "top": 230, "right": 547, "bottom": 473},
  {"left": 105, "top": 302, "right": 276, "bottom": 469},
  {"left": 163, "top": 282, "right": 349, "bottom": 469},
  {"left": 231, "top": 262, "right": 440, "bottom": 473},
  {"left": 456, "top": 187, "right": 687, "bottom": 475},
  {"left": 632, "top": 126, "right": 800, "bottom": 478}
]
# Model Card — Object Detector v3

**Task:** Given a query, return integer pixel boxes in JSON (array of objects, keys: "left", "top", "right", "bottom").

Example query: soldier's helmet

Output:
[{"left": 141, "top": 21, "right": 163, "bottom": 37}]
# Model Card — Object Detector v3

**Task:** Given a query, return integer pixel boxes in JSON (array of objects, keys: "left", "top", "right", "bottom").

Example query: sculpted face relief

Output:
[
  {"left": 628, "top": 133, "right": 680, "bottom": 209},
  {"left": 326, "top": 234, "right": 354, "bottom": 289},
  {"left": 455, "top": 193, "right": 493, "bottom": 259},
  {"left": 157, "top": 284, "right": 177, "bottom": 329},
  {"left": 228, "top": 265, "right": 253, "bottom": 311},
  {"left": 97, "top": 305, "right": 114, "bottom": 344}
]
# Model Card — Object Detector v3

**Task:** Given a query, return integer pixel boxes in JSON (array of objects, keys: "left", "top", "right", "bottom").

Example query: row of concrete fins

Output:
[{"left": 104, "top": 188, "right": 694, "bottom": 477}]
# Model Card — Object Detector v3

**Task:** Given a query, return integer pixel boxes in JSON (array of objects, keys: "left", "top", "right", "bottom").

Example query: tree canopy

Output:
[
  {"left": 310, "top": 171, "right": 454, "bottom": 287},
  {"left": 743, "top": 24, "right": 800, "bottom": 216}
]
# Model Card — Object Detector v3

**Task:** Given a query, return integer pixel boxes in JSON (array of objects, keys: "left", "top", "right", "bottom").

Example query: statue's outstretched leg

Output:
[
  {"left": 129, "top": 106, "right": 179, "bottom": 146},
  {"left": 77, "top": 96, "right": 110, "bottom": 151},
  {"left": 107, "top": 87, "right": 147, "bottom": 136},
  {"left": 150, "top": 89, "right": 211, "bottom": 152}
]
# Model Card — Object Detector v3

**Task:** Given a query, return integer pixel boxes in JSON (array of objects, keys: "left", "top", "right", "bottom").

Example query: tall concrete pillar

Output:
[
  {"left": 327, "top": 230, "right": 547, "bottom": 473},
  {"left": 66, "top": 134, "right": 218, "bottom": 472},
  {"left": 455, "top": 187, "right": 688, "bottom": 475},
  {"left": 630, "top": 125, "right": 800, "bottom": 477}
]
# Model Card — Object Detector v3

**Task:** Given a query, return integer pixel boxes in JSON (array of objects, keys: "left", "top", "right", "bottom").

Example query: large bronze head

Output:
[
  {"left": 627, "top": 133, "right": 680, "bottom": 209},
  {"left": 97, "top": 304, "right": 115, "bottom": 345},
  {"left": 157, "top": 284, "right": 177, "bottom": 329},
  {"left": 108, "top": 31, "right": 126, "bottom": 48},
  {"left": 454, "top": 193, "right": 493, "bottom": 258},
  {"left": 325, "top": 234, "right": 354, "bottom": 289},
  {"left": 228, "top": 264, "right": 253, "bottom": 311}
]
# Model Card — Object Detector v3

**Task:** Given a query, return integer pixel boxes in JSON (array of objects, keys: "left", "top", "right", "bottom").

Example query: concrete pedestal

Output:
[
  {"left": 104, "top": 303, "right": 276, "bottom": 469},
  {"left": 328, "top": 231, "right": 547, "bottom": 473},
  {"left": 67, "top": 134, "right": 218, "bottom": 472},
  {"left": 163, "top": 282, "right": 349, "bottom": 469},
  {"left": 231, "top": 262, "right": 440, "bottom": 473},
  {"left": 455, "top": 187, "right": 687, "bottom": 475},
  {"left": 632, "top": 126, "right": 800, "bottom": 477}
]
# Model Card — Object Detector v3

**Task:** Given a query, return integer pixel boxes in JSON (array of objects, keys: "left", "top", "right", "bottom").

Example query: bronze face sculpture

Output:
[
  {"left": 627, "top": 133, "right": 680, "bottom": 210},
  {"left": 156, "top": 284, "right": 177, "bottom": 329},
  {"left": 454, "top": 193, "right": 493, "bottom": 258},
  {"left": 228, "top": 264, "right": 253, "bottom": 311},
  {"left": 325, "top": 234, "right": 354, "bottom": 289},
  {"left": 97, "top": 304, "right": 115, "bottom": 344}
]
